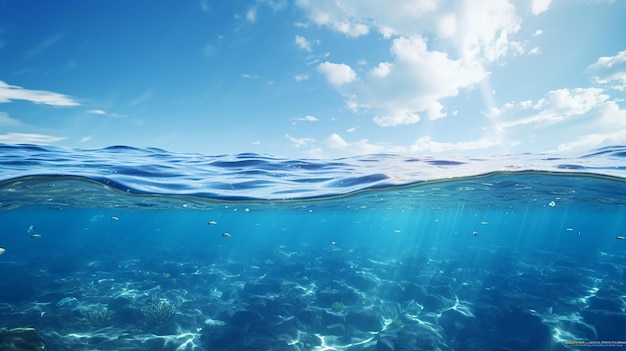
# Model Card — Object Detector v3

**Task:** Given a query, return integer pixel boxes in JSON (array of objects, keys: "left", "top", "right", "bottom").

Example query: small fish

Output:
[
  {"left": 26, "top": 225, "right": 35, "bottom": 233},
  {"left": 617, "top": 235, "right": 625, "bottom": 240},
  {"left": 0, "top": 247, "right": 6, "bottom": 255},
  {"left": 31, "top": 234, "right": 42, "bottom": 239},
  {"left": 222, "top": 232, "right": 231, "bottom": 238},
  {"left": 472, "top": 230, "right": 478, "bottom": 237},
  {"left": 111, "top": 216, "right": 119, "bottom": 221},
  {"left": 330, "top": 241, "right": 338, "bottom": 245},
  {"left": 208, "top": 221, "right": 218, "bottom": 225},
  {"left": 548, "top": 201, "right": 556, "bottom": 207},
  {"left": 565, "top": 228, "right": 574, "bottom": 232}
]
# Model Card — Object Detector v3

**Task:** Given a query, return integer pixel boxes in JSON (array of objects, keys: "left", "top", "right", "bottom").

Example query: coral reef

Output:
[
  {"left": 84, "top": 308, "right": 113, "bottom": 327},
  {"left": 141, "top": 299, "right": 176, "bottom": 326},
  {"left": 0, "top": 327, "right": 45, "bottom": 351}
]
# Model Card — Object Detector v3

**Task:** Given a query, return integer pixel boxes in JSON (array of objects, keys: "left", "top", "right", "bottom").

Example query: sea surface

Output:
[{"left": 1, "top": 144, "right": 626, "bottom": 351}]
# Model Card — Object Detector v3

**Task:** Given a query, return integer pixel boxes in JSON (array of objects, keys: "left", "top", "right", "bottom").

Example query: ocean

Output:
[{"left": 1, "top": 144, "right": 625, "bottom": 351}]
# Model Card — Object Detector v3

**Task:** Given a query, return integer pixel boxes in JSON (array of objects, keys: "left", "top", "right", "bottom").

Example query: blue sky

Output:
[{"left": 1, "top": 0, "right": 625, "bottom": 158}]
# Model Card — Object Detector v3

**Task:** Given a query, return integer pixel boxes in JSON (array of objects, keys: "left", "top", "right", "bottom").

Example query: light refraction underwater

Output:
[{"left": 1, "top": 144, "right": 626, "bottom": 351}]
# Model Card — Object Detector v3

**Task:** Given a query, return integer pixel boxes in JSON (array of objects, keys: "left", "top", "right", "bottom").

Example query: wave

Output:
[{"left": 1, "top": 144, "right": 626, "bottom": 203}]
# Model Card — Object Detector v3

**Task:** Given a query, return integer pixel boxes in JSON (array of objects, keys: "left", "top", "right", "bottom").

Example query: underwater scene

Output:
[{"left": 1, "top": 144, "right": 626, "bottom": 351}]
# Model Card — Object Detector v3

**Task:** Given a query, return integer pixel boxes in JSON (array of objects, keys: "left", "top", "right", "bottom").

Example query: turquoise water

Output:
[{"left": 1, "top": 144, "right": 626, "bottom": 350}]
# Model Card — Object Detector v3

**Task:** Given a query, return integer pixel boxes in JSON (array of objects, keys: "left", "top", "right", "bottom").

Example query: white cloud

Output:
[
  {"left": 590, "top": 50, "right": 626, "bottom": 69},
  {"left": 296, "top": 0, "right": 437, "bottom": 38},
  {"left": 295, "top": 35, "right": 312, "bottom": 52},
  {"left": 0, "top": 80, "right": 79, "bottom": 107},
  {"left": 291, "top": 115, "right": 319, "bottom": 125},
  {"left": 409, "top": 136, "right": 499, "bottom": 153},
  {"left": 0, "top": 132, "right": 66, "bottom": 144},
  {"left": 294, "top": 74, "right": 310, "bottom": 81},
  {"left": 456, "top": 1, "right": 522, "bottom": 62},
  {"left": 317, "top": 62, "right": 357, "bottom": 87},
  {"left": 304, "top": 129, "right": 503, "bottom": 157},
  {"left": 587, "top": 50, "right": 626, "bottom": 90},
  {"left": 531, "top": 0, "right": 552, "bottom": 15},
  {"left": 88, "top": 109, "right": 107, "bottom": 115},
  {"left": 246, "top": 7, "right": 257, "bottom": 22},
  {"left": 80, "top": 136, "right": 92, "bottom": 143},
  {"left": 297, "top": 0, "right": 370, "bottom": 38},
  {"left": 553, "top": 129, "right": 626, "bottom": 153},
  {"left": 325, "top": 133, "right": 390, "bottom": 154},
  {"left": 297, "top": 1, "right": 524, "bottom": 62},
  {"left": 532, "top": 29, "right": 543, "bottom": 36},
  {"left": 369, "top": 62, "right": 392, "bottom": 78},
  {"left": 325, "top": 133, "right": 408, "bottom": 156},
  {"left": 296, "top": 115, "right": 319, "bottom": 122},
  {"left": 286, "top": 133, "right": 315, "bottom": 147},
  {"left": 261, "top": 0, "right": 288, "bottom": 11},
  {"left": 347, "top": 35, "right": 486, "bottom": 126},
  {"left": 437, "top": 14, "right": 457, "bottom": 39},
  {"left": 241, "top": 73, "right": 260, "bottom": 79},
  {"left": 87, "top": 109, "right": 121, "bottom": 118},
  {"left": 487, "top": 86, "right": 626, "bottom": 153},
  {"left": 373, "top": 111, "right": 420, "bottom": 127},
  {"left": 494, "top": 87, "right": 610, "bottom": 129},
  {"left": 298, "top": 2, "right": 531, "bottom": 129},
  {"left": 0, "top": 112, "right": 22, "bottom": 126},
  {"left": 326, "top": 133, "right": 348, "bottom": 148}
]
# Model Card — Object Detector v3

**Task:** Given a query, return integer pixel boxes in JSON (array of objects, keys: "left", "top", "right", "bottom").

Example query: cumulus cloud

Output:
[
  {"left": 330, "top": 35, "right": 486, "bottom": 127},
  {"left": 0, "top": 132, "right": 66, "bottom": 144},
  {"left": 297, "top": 0, "right": 369, "bottom": 38},
  {"left": 317, "top": 62, "right": 357, "bottom": 87},
  {"left": 297, "top": 1, "right": 524, "bottom": 62},
  {"left": 295, "top": 35, "right": 312, "bottom": 52},
  {"left": 296, "top": 0, "right": 437, "bottom": 38},
  {"left": 531, "top": 0, "right": 552, "bottom": 15},
  {"left": 369, "top": 62, "right": 392, "bottom": 78},
  {"left": 88, "top": 109, "right": 107, "bottom": 115},
  {"left": 0, "top": 80, "right": 79, "bottom": 107},
  {"left": 318, "top": 133, "right": 410, "bottom": 156},
  {"left": 297, "top": 2, "right": 533, "bottom": 129}
]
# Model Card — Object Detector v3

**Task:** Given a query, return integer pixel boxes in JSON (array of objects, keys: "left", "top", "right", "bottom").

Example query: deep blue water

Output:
[{"left": 1, "top": 144, "right": 626, "bottom": 351}]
